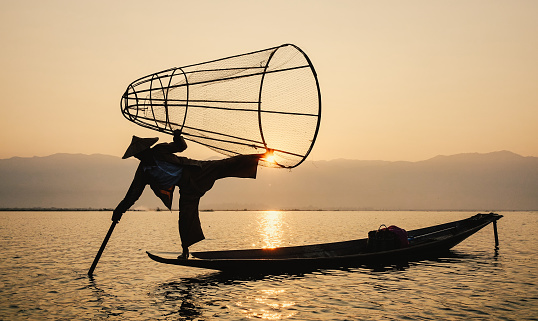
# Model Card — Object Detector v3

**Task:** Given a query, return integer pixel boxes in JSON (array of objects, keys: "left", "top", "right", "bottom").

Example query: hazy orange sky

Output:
[{"left": 1, "top": 0, "right": 536, "bottom": 162}]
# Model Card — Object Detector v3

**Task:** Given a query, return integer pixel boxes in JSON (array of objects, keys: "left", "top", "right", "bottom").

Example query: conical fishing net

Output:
[{"left": 121, "top": 44, "right": 321, "bottom": 168}]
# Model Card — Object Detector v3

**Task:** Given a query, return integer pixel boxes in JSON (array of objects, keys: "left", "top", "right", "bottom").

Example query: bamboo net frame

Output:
[{"left": 121, "top": 44, "right": 321, "bottom": 168}]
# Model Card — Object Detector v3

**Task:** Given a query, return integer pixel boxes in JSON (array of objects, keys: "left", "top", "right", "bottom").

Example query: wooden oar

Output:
[{"left": 88, "top": 221, "right": 117, "bottom": 276}]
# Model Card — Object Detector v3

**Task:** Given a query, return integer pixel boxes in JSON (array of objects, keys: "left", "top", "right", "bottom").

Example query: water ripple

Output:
[{"left": 1, "top": 211, "right": 537, "bottom": 320}]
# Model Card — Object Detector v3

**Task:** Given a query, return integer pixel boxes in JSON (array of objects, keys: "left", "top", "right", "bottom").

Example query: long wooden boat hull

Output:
[{"left": 147, "top": 213, "right": 502, "bottom": 272}]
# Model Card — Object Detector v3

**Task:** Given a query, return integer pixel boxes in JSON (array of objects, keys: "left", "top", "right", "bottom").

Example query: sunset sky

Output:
[{"left": 1, "top": 0, "right": 536, "bottom": 162}]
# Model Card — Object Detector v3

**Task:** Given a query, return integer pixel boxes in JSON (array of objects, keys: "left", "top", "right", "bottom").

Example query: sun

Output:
[
  {"left": 265, "top": 154, "right": 276, "bottom": 163},
  {"left": 262, "top": 149, "right": 276, "bottom": 164}
]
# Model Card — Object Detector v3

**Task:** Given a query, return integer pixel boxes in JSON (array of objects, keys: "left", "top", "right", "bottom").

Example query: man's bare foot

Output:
[{"left": 178, "top": 247, "right": 189, "bottom": 260}]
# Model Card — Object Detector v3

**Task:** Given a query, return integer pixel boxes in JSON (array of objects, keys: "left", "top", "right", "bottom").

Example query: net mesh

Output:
[{"left": 121, "top": 44, "right": 321, "bottom": 168}]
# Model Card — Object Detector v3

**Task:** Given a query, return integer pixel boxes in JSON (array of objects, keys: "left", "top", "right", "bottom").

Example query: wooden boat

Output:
[{"left": 147, "top": 213, "right": 502, "bottom": 272}]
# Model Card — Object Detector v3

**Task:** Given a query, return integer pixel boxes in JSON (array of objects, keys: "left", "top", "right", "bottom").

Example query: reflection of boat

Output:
[{"left": 147, "top": 213, "right": 502, "bottom": 272}]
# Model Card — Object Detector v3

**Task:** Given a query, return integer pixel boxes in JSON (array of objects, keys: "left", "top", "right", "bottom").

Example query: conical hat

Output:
[{"left": 122, "top": 136, "right": 159, "bottom": 159}]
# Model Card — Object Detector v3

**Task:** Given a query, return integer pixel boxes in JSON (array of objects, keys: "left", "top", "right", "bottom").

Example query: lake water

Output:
[{"left": 1, "top": 210, "right": 537, "bottom": 320}]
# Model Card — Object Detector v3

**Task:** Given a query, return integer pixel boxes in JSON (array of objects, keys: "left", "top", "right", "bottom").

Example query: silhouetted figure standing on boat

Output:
[{"left": 113, "top": 130, "right": 267, "bottom": 259}]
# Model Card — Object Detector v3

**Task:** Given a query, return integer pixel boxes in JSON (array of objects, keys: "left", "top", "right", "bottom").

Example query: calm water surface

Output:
[{"left": 1, "top": 211, "right": 537, "bottom": 320}]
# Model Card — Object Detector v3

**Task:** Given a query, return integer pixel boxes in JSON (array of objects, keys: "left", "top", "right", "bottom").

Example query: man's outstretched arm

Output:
[{"left": 112, "top": 165, "right": 147, "bottom": 222}]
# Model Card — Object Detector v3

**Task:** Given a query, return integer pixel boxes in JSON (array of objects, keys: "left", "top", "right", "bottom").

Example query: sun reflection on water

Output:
[
  {"left": 238, "top": 212, "right": 297, "bottom": 319},
  {"left": 237, "top": 288, "right": 297, "bottom": 320},
  {"left": 257, "top": 211, "right": 285, "bottom": 249}
]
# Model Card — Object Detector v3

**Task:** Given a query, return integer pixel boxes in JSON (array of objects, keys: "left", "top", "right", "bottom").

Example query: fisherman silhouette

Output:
[{"left": 113, "top": 130, "right": 268, "bottom": 259}]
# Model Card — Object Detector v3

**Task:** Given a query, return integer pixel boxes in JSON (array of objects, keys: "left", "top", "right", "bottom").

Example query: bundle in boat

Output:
[{"left": 120, "top": 44, "right": 321, "bottom": 168}]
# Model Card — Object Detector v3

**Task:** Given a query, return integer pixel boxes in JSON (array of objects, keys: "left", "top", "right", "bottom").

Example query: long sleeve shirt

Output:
[{"left": 114, "top": 139, "right": 201, "bottom": 215}]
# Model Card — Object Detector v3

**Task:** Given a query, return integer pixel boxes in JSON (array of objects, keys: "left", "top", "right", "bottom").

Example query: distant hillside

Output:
[
  {"left": 0, "top": 151, "right": 537, "bottom": 211},
  {"left": 0, "top": 153, "right": 140, "bottom": 209}
]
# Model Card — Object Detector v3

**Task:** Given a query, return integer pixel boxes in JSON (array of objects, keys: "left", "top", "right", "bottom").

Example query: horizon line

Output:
[
  {"left": 0, "top": 150, "right": 534, "bottom": 163},
  {"left": 0, "top": 207, "right": 533, "bottom": 213}
]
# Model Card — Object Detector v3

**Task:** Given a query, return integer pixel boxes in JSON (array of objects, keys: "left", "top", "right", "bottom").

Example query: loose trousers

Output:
[{"left": 177, "top": 154, "right": 261, "bottom": 248}]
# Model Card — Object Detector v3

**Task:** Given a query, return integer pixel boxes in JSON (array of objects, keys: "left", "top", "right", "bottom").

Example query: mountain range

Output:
[{"left": 0, "top": 151, "right": 537, "bottom": 211}]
